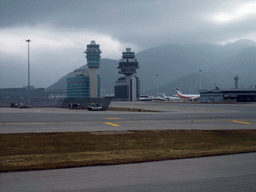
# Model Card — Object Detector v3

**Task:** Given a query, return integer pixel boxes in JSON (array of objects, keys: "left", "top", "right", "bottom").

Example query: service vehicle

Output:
[{"left": 88, "top": 103, "right": 102, "bottom": 111}]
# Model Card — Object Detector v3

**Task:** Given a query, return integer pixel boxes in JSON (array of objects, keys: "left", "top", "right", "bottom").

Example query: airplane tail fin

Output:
[{"left": 176, "top": 87, "right": 182, "bottom": 95}]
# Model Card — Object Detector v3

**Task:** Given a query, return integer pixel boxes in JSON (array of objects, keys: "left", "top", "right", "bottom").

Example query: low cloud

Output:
[{"left": 1, "top": 0, "right": 256, "bottom": 88}]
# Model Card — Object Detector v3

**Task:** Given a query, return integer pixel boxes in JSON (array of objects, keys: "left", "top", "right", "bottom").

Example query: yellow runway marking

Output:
[
  {"left": 104, "top": 118, "right": 121, "bottom": 120},
  {"left": 105, "top": 122, "right": 120, "bottom": 127},
  {"left": 231, "top": 120, "right": 251, "bottom": 125}
]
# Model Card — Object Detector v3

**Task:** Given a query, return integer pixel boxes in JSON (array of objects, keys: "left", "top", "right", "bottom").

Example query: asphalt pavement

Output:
[
  {"left": 1, "top": 153, "right": 255, "bottom": 191},
  {"left": 0, "top": 102, "right": 256, "bottom": 133}
]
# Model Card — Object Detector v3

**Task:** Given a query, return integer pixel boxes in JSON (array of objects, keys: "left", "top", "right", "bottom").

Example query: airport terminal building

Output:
[
  {"left": 0, "top": 87, "right": 48, "bottom": 99},
  {"left": 67, "top": 73, "right": 100, "bottom": 98},
  {"left": 200, "top": 88, "right": 256, "bottom": 103}
]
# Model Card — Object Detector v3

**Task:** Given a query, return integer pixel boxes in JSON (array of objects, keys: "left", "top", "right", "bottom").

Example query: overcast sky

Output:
[{"left": 1, "top": 0, "right": 256, "bottom": 88}]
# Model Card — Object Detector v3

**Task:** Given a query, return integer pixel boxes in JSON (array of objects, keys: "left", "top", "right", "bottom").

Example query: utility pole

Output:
[
  {"left": 26, "top": 39, "right": 31, "bottom": 106},
  {"left": 234, "top": 76, "right": 239, "bottom": 89},
  {"left": 199, "top": 70, "right": 202, "bottom": 90},
  {"left": 156, "top": 74, "right": 159, "bottom": 97}
]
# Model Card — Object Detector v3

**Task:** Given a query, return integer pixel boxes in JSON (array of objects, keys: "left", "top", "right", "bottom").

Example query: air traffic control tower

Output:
[
  {"left": 84, "top": 40, "right": 101, "bottom": 98},
  {"left": 115, "top": 48, "right": 140, "bottom": 101}
]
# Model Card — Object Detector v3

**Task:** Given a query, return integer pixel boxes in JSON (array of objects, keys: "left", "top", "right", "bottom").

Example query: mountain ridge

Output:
[{"left": 47, "top": 39, "right": 256, "bottom": 95}]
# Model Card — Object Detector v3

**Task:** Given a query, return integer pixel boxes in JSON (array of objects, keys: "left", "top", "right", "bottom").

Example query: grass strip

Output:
[{"left": 1, "top": 130, "right": 256, "bottom": 172}]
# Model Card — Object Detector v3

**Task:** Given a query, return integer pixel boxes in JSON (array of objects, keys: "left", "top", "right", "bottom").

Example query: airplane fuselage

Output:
[{"left": 176, "top": 88, "right": 200, "bottom": 100}]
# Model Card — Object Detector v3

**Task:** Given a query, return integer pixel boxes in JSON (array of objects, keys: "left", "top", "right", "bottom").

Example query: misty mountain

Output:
[{"left": 47, "top": 39, "right": 256, "bottom": 95}]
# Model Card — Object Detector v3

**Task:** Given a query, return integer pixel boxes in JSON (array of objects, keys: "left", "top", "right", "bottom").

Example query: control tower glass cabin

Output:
[
  {"left": 117, "top": 48, "right": 139, "bottom": 75},
  {"left": 84, "top": 40, "right": 101, "bottom": 69}
]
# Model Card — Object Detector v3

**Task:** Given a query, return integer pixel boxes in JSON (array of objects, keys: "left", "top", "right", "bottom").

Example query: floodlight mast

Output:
[
  {"left": 26, "top": 39, "right": 31, "bottom": 106},
  {"left": 199, "top": 70, "right": 202, "bottom": 90}
]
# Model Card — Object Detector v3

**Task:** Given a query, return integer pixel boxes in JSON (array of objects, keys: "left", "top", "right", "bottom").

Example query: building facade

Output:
[
  {"left": 67, "top": 72, "right": 100, "bottom": 98},
  {"left": 67, "top": 75, "right": 90, "bottom": 98},
  {"left": 0, "top": 87, "right": 50, "bottom": 106},
  {"left": 0, "top": 87, "right": 48, "bottom": 99},
  {"left": 115, "top": 48, "right": 140, "bottom": 101}
]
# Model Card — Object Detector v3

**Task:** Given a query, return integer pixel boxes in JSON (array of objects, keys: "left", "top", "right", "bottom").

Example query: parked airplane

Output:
[
  {"left": 176, "top": 87, "right": 200, "bottom": 101},
  {"left": 140, "top": 95, "right": 154, "bottom": 101},
  {"left": 152, "top": 95, "right": 166, "bottom": 101},
  {"left": 140, "top": 92, "right": 180, "bottom": 102},
  {"left": 140, "top": 95, "right": 167, "bottom": 101},
  {"left": 159, "top": 93, "right": 180, "bottom": 101}
]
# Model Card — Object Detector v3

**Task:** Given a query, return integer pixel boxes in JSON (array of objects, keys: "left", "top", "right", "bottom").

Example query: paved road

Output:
[
  {"left": 1, "top": 102, "right": 256, "bottom": 133},
  {"left": 1, "top": 153, "right": 255, "bottom": 191}
]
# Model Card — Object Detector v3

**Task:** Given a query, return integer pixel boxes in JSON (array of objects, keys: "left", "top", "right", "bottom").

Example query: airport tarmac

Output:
[
  {"left": 1, "top": 102, "right": 256, "bottom": 191},
  {"left": 0, "top": 102, "right": 256, "bottom": 133}
]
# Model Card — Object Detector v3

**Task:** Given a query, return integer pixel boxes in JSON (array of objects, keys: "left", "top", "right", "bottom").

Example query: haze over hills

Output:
[{"left": 47, "top": 39, "right": 256, "bottom": 96}]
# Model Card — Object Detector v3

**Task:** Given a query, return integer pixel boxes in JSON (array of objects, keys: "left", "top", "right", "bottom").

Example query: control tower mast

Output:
[{"left": 84, "top": 40, "right": 101, "bottom": 98}]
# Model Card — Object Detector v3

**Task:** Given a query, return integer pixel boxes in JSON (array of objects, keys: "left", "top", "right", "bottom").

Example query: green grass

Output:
[{"left": 1, "top": 130, "right": 256, "bottom": 172}]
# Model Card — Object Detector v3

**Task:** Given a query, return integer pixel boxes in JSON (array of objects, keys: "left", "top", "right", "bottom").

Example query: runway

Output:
[{"left": 0, "top": 102, "right": 256, "bottom": 133}]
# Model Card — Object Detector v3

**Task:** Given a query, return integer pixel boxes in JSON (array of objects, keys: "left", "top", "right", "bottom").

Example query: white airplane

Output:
[
  {"left": 176, "top": 87, "right": 200, "bottom": 101},
  {"left": 140, "top": 95, "right": 166, "bottom": 101},
  {"left": 159, "top": 93, "right": 180, "bottom": 101},
  {"left": 152, "top": 95, "right": 166, "bottom": 101},
  {"left": 140, "top": 95, "right": 154, "bottom": 101}
]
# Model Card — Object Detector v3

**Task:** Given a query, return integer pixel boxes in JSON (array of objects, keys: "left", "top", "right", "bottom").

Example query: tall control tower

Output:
[
  {"left": 115, "top": 48, "right": 140, "bottom": 101},
  {"left": 84, "top": 40, "right": 101, "bottom": 98}
]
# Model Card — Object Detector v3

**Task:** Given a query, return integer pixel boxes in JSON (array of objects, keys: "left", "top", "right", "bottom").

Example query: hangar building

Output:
[{"left": 200, "top": 87, "right": 256, "bottom": 103}]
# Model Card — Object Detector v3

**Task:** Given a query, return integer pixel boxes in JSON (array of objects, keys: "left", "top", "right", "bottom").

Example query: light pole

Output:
[
  {"left": 199, "top": 70, "right": 202, "bottom": 90},
  {"left": 26, "top": 39, "right": 31, "bottom": 106},
  {"left": 156, "top": 74, "right": 159, "bottom": 97}
]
